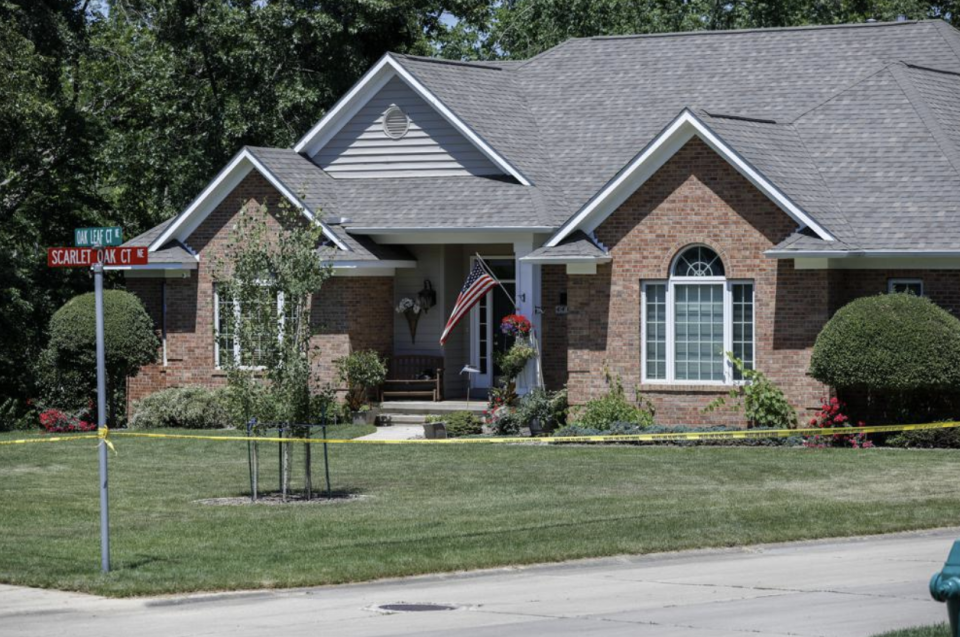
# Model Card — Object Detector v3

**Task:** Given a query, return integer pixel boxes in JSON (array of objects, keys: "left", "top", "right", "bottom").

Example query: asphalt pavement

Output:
[{"left": 3, "top": 528, "right": 956, "bottom": 637}]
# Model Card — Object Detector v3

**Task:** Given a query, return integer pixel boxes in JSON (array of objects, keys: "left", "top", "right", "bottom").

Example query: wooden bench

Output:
[{"left": 379, "top": 355, "right": 444, "bottom": 402}]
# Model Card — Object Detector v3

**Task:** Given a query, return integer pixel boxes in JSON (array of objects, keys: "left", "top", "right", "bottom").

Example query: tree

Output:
[
  {"left": 40, "top": 289, "right": 159, "bottom": 424},
  {"left": 0, "top": 0, "right": 481, "bottom": 417},
  {"left": 213, "top": 197, "right": 332, "bottom": 500}
]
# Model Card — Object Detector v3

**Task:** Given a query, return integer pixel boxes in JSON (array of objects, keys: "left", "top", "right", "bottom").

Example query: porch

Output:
[{"left": 354, "top": 239, "right": 545, "bottom": 399}]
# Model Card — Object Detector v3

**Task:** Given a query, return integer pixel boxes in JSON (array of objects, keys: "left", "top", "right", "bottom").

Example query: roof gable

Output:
[
  {"left": 314, "top": 75, "right": 502, "bottom": 179},
  {"left": 546, "top": 109, "right": 836, "bottom": 248},
  {"left": 148, "top": 148, "right": 349, "bottom": 252},
  {"left": 293, "top": 54, "right": 530, "bottom": 185}
]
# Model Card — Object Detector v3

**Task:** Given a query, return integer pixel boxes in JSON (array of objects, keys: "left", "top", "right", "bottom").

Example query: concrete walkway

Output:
[
  {"left": 3, "top": 528, "right": 956, "bottom": 637},
  {"left": 357, "top": 425, "right": 424, "bottom": 441}
]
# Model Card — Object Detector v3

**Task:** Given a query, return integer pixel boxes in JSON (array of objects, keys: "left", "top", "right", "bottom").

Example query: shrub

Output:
[
  {"left": 704, "top": 354, "right": 797, "bottom": 428},
  {"left": 887, "top": 426, "right": 960, "bottom": 449},
  {"left": 810, "top": 294, "right": 960, "bottom": 418},
  {"left": 494, "top": 341, "right": 536, "bottom": 381},
  {"left": 441, "top": 411, "right": 483, "bottom": 438},
  {"left": 555, "top": 423, "right": 804, "bottom": 447},
  {"left": 38, "top": 408, "right": 96, "bottom": 433},
  {"left": 0, "top": 398, "right": 36, "bottom": 432},
  {"left": 571, "top": 372, "right": 654, "bottom": 431},
  {"left": 130, "top": 386, "right": 231, "bottom": 429},
  {"left": 516, "top": 388, "right": 568, "bottom": 433},
  {"left": 40, "top": 290, "right": 159, "bottom": 425},
  {"left": 334, "top": 350, "right": 388, "bottom": 411},
  {"left": 802, "top": 397, "right": 872, "bottom": 449}
]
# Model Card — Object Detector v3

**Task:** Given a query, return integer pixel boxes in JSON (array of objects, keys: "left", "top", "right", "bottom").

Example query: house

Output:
[{"left": 120, "top": 20, "right": 960, "bottom": 426}]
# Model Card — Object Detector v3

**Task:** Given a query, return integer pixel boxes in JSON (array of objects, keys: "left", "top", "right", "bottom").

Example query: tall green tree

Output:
[{"left": 0, "top": 0, "right": 477, "bottom": 413}]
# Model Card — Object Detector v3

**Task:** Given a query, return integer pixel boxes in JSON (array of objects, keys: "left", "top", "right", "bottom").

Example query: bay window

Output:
[{"left": 642, "top": 246, "right": 754, "bottom": 384}]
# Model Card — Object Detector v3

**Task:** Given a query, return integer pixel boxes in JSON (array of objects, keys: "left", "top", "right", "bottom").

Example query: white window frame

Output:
[
  {"left": 641, "top": 271, "right": 755, "bottom": 386},
  {"left": 887, "top": 278, "right": 924, "bottom": 296},
  {"left": 214, "top": 284, "right": 285, "bottom": 370}
]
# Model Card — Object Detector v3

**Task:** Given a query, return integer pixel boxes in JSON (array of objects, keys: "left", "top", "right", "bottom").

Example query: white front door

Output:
[{"left": 469, "top": 257, "right": 516, "bottom": 390}]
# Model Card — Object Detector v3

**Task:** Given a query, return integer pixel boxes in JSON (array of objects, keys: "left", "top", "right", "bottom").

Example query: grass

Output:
[
  {"left": 1, "top": 429, "right": 959, "bottom": 596},
  {"left": 872, "top": 625, "right": 951, "bottom": 637}
]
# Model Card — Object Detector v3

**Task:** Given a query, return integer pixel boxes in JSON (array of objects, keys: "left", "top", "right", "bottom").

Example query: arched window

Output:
[
  {"left": 672, "top": 245, "right": 725, "bottom": 277},
  {"left": 642, "top": 246, "right": 754, "bottom": 384}
]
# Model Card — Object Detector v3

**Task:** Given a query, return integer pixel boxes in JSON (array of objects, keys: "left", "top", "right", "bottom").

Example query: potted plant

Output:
[{"left": 334, "top": 350, "right": 388, "bottom": 423}]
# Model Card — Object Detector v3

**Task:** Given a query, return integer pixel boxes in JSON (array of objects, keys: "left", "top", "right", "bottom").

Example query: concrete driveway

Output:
[{"left": 3, "top": 528, "right": 956, "bottom": 637}]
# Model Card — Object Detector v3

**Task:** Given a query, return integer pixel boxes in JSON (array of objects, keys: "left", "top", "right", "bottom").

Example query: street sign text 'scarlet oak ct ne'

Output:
[{"left": 47, "top": 247, "right": 148, "bottom": 267}]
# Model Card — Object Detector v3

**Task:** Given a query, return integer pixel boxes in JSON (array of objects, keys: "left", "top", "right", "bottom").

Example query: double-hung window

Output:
[
  {"left": 642, "top": 246, "right": 754, "bottom": 384},
  {"left": 214, "top": 284, "right": 287, "bottom": 369}
]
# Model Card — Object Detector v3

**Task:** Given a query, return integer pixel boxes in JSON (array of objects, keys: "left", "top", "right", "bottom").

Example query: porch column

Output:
[{"left": 513, "top": 237, "right": 542, "bottom": 393}]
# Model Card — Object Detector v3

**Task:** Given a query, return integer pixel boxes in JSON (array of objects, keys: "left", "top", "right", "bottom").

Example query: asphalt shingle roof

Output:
[
  {"left": 123, "top": 218, "right": 197, "bottom": 264},
  {"left": 140, "top": 20, "right": 960, "bottom": 258},
  {"left": 523, "top": 231, "right": 609, "bottom": 260}
]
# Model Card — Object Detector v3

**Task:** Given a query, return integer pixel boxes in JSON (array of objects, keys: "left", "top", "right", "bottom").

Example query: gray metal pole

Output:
[{"left": 94, "top": 261, "right": 110, "bottom": 573}]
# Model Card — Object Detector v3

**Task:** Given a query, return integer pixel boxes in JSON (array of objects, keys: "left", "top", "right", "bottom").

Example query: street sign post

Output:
[
  {"left": 75, "top": 227, "right": 122, "bottom": 248},
  {"left": 46, "top": 229, "right": 146, "bottom": 573}
]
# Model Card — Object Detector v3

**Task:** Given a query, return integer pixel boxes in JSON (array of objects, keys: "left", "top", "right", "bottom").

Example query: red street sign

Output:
[{"left": 47, "top": 247, "right": 149, "bottom": 267}]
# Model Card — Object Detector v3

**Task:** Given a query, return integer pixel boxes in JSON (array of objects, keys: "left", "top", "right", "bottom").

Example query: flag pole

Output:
[
  {"left": 474, "top": 253, "right": 517, "bottom": 308},
  {"left": 474, "top": 253, "right": 545, "bottom": 390}
]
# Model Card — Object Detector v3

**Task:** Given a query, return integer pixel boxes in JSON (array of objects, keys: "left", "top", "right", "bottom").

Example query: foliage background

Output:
[{"left": 1, "top": 0, "right": 956, "bottom": 414}]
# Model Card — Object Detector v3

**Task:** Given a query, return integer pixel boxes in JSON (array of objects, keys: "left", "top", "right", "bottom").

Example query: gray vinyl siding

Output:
[
  {"left": 316, "top": 77, "right": 502, "bottom": 179},
  {"left": 393, "top": 245, "right": 445, "bottom": 358}
]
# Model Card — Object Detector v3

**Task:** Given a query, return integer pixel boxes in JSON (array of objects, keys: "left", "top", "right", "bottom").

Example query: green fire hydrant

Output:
[{"left": 930, "top": 540, "right": 960, "bottom": 637}]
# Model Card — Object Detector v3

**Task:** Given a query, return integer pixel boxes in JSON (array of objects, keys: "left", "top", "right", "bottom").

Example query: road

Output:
[{"left": 2, "top": 528, "right": 956, "bottom": 637}]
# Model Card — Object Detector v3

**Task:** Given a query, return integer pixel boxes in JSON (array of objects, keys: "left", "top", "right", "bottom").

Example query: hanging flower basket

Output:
[{"left": 500, "top": 314, "right": 532, "bottom": 338}]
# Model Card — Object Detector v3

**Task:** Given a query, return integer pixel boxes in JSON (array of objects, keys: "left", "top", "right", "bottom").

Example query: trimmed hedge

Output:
[
  {"left": 887, "top": 426, "right": 960, "bottom": 449},
  {"left": 810, "top": 294, "right": 960, "bottom": 392},
  {"left": 130, "top": 386, "right": 231, "bottom": 430}
]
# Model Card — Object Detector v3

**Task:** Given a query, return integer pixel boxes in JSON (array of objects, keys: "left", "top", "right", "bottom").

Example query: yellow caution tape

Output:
[
  {"left": 98, "top": 425, "right": 116, "bottom": 454},
  {"left": 2, "top": 420, "right": 957, "bottom": 448},
  {"left": 0, "top": 433, "right": 98, "bottom": 446}
]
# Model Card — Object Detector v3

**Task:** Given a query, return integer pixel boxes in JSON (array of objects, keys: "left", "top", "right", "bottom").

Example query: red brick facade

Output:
[
  {"left": 565, "top": 138, "right": 832, "bottom": 425},
  {"left": 127, "top": 141, "right": 960, "bottom": 427},
  {"left": 126, "top": 172, "right": 393, "bottom": 411}
]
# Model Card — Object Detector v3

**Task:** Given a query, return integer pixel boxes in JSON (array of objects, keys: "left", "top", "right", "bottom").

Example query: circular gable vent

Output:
[{"left": 382, "top": 105, "right": 410, "bottom": 140}]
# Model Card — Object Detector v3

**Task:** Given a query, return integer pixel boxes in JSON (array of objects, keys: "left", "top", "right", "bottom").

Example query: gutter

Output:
[{"left": 765, "top": 249, "right": 960, "bottom": 259}]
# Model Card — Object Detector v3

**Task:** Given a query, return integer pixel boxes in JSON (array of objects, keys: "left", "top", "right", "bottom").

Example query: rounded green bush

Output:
[
  {"left": 130, "top": 386, "right": 230, "bottom": 430},
  {"left": 810, "top": 294, "right": 960, "bottom": 391},
  {"left": 41, "top": 290, "right": 159, "bottom": 416}
]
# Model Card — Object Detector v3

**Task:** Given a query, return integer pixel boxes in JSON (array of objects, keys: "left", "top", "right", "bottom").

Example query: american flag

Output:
[{"left": 440, "top": 261, "right": 497, "bottom": 345}]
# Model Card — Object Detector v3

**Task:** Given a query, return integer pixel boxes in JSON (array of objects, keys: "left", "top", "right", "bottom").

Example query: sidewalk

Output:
[{"left": 3, "top": 528, "right": 956, "bottom": 637}]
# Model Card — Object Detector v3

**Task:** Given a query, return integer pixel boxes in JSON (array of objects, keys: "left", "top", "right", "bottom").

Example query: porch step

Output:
[
  {"left": 378, "top": 400, "right": 486, "bottom": 417},
  {"left": 380, "top": 413, "right": 429, "bottom": 425}
]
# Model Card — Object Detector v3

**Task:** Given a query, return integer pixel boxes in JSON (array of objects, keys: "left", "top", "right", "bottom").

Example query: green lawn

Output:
[
  {"left": 872, "top": 625, "right": 950, "bottom": 637},
  {"left": 1, "top": 429, "right": 959, "bottom": 597}
]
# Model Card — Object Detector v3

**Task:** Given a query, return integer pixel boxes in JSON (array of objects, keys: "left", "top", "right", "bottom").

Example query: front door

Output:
[{"left": 470, "top": 257, "right": 516, "bottom": 390}]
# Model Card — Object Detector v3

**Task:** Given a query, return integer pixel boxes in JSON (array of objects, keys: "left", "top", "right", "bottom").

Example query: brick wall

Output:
[
  {"left": 126, "top": 171, "right": 394, "bottom": 413},
  {"left": 566, "top": 137, "right": 831, "bottom": 426},
  {"left": 540, "top": 264, "right": 568, "bottom": 390}
]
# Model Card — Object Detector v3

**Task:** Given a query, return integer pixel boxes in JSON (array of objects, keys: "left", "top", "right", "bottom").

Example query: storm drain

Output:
[{"left": 377, "top": 603, "right": 458, "bottom": 613}]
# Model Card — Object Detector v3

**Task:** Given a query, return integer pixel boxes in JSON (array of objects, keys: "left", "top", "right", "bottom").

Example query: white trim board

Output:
[
  {"left": 546, "top": 109, "right": 836, "bottom": 248},
  {"left": 292, "top": 54, "right": 531, "bottom": 186},
  {"left": 148, "top": 148, "right": 349, "bottom": 253}
]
